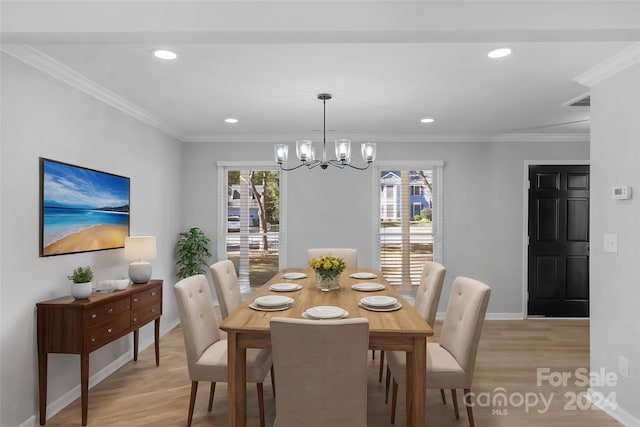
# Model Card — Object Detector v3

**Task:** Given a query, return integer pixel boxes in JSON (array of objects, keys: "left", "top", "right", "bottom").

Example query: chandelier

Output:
[{"left": 274, "top": 93, "right": 376, "bottom": 171}]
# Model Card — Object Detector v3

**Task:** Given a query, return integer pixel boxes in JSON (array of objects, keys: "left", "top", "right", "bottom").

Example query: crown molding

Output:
[
  {"left": 1, "top": 44, "right": 185, "bottom": 141},
  {"left": 575, "top": 42, "right": 640, "bottom": 87},
  {"left": 182, "top": 132, "right": 589, "bottom": 144}
]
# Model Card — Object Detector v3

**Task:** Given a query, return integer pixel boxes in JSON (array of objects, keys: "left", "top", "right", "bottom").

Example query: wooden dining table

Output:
[{"left": 219, "top": 267, "right": 433, "bottom": 427}]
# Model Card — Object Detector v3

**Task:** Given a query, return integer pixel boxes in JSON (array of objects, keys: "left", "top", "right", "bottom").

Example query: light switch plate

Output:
[{"left": 604, "top": 234, "right": 618, "bottom": 253}]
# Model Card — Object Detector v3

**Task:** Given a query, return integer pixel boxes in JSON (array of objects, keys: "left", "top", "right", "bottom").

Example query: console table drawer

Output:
[
  {"left": 132, "top": 302, "right": 161, "bottom": 327},
  {"left": 131, "top": 287, "right": 161, "bottom": 308},
  {"left": 87, "top": 298, "right": 131, "bottom": 329},
  {"left": 88, "top": 313, "right": 131, "bottom": 351}
]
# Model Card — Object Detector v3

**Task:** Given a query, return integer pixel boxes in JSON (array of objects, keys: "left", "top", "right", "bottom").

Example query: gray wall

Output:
[
  {"left": 589, "top": 62, "right": 640, "bottom": 424},
  {"left": 0, "top": 53, "right": 184, "bottom": 427},
  {"left": 182, "top": 139, "right": 590, "bottom": 316}
]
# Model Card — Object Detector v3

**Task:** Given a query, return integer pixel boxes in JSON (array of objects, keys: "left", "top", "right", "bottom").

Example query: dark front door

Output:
[{"left": 528, "top": 165, "right": 590, "bottom": 317}]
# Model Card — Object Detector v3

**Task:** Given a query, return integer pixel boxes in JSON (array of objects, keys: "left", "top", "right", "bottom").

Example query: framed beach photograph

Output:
[{"left": 40, "top": 158, "right": 130, "bottom": 256}]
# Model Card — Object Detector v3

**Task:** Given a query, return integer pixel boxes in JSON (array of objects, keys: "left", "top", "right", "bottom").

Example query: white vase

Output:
[{"left": 71, "top": 282, "right": 93, "bottom": 300}]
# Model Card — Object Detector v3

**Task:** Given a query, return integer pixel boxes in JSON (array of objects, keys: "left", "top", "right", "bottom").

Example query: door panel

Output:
[{"left": 528, "top": 165, "right": 590, "bottom": 317}]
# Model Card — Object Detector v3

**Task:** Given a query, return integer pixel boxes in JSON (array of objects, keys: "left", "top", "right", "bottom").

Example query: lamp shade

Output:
[{"left": 124, "top": 236, "right": 157, "bottom": 261}]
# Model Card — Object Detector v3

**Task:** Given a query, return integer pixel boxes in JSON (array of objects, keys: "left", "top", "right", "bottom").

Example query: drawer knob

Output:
[
  {"left": 107, "top": 328, "right": 112, "bottom": 333},
  {"left": 151, "top": 291, "right": 157, "bottom": 296},
  {"left": 133, "top": 317, "right": 137, "bottom": 322},
  {"left": 107, "top": 308, "right": 113, "bottom": 314},
  {"left": 91, "top": 337, "right": 96, "bottom": 342},
  {"left": 91, "top": 313, "right": 97, "bottom": 319},
  {"left": 133, "top": 298, "right": 138, "bottom": 302},
  {"left": 151, "top": 308, "right": 156, "bottom": 313}
]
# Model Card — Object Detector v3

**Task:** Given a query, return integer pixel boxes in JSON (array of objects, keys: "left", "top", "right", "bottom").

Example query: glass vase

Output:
[{"left": 316, "top": 273, "right": 341, "bottom": 292}]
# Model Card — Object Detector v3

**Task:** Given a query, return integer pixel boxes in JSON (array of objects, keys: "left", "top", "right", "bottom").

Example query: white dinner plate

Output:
[
  {"left": 350, "top": 272, "right": 378, "bottom": 279},
  {"left": 351, "top": 282, "right": 385, "bottom": 292},
  {"left": 358, "top": 302, "right": 403, "bottom": 312},
  {"left": 360, "top": 295, "right": 397, "bottom": 307},
  {"left": 255, "top": 295, "right": 294, "bottom": 307},
  {"left": 282, "top": 272, "right": 307, "bottom": 280},
  {"left": 269, "top": 283, "right": 302, "bottom": 292},
  {"left": 249, "top": 302, "right": 292, "bottom": 312},
  {"left": 304, "top": 306, "right": 348, "bottom": 319},
  {"left": 302, "top": 310, "right": 349, "bottom": 320}
]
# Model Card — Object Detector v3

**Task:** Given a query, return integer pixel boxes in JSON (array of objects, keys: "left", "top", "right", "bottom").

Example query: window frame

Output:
[
  {"left": 216, "top": 161, "right": 288, "bottom": 270},
  {"left": 373, "top": 160, "right": 444, "bottom": 281}
]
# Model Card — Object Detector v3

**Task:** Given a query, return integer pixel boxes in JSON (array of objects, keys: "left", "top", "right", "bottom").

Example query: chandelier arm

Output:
[
  {"left": 343, "top": 161, "right": 373, "bottom": 171},
  {"left": 278, "top": 162, "right": 308, "bottom": 172},
  {"left": 326, "top": 160, "right": 346, "bottom": 169},
  {"left": 307, "top": 160, "right": 323, "bottom": 169}
]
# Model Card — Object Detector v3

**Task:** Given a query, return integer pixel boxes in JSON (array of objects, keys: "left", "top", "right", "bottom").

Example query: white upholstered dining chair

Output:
[
  {"left": 269, "top": 317, "right": 369, "bottom": 427},
  {"left": 382, "top": 261, "right": 446, "bottom": 395},
  {"left": 307, "top": 248, "right": 358, "bottom": 269},
  {"left": 209, "top": 259, "right": 243, "bottom": 319},
  {"left": 174, "top": 274, "right": 272, "bottom": 427},
  {"left": 387, "top": 276, "right": 491, "bottom": 427}
]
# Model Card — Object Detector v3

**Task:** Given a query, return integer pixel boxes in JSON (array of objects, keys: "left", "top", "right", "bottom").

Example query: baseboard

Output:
[
  {"left": 24, "top": 318, "right": 181, "bottom": 426},
  {"left": 18, "top": 415, "right": 36, "bottom": 427},
  {"left": 587, "top": 388, "right": 640, "bottom": 427}
]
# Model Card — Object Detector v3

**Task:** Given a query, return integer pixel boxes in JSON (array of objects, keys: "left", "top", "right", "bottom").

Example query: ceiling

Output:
[{"left": 2, "top": 1, "right": 639, "bottom": 143}]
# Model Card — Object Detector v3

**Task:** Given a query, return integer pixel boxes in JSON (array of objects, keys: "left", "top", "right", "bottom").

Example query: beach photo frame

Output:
[{"left": 39, "top": 158, "right": 130, "bottom": 257}]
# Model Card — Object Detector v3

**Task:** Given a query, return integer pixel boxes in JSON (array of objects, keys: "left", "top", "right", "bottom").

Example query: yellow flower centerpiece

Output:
[{"left": 309, "top": 255, "right": 347, "bottom": 291}]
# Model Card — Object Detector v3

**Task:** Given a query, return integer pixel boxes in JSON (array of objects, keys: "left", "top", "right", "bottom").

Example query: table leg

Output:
[
  {"left": 154, "top": 318, "right": 160, "bottom": 366},
  {"left": 81, "top": 352, "right": 89, "bottom": 426},
  {"left": 406, "top": 336, "right": 427, "bottom": 427},
  {"left": 227, "top": 332, "right": 247, "bottom": 427},
  {"left": 38, "top": 351, "right": 47, "bottom": 425},
  {"left": 133, "top": 329, "right": 139, "bottom": 361}
]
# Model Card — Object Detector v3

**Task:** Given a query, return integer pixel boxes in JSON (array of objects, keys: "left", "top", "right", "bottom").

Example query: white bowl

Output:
[
  {"left": 111, "top": 279, "right": 130, "bottom": 290},
  {"left": 98, "top": 279, "right": 130, "bottom": 290},
  {"left": 361, "top": 295, "right": 397, "bottom": 307},
  {"left": 255, "top": 295, "right": 293, "bottom": 307}
]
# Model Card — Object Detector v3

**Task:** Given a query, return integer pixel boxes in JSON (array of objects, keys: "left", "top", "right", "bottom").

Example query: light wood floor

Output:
[{"left": 45, "top": 319, "right": 621, "bottom": 426}]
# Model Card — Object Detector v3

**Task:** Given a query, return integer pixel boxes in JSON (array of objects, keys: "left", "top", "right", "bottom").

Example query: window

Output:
[
  {"left": 375, "top": 162, "right": 443, "bottom": 289},
  {"left": 217, "top": 163, "right": 285, "bottom": 289}
]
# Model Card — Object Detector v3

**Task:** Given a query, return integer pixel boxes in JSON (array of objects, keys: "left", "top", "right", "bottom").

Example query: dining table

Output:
[{"left": 219, "top": 267, "right": 433, "bottom": 427}]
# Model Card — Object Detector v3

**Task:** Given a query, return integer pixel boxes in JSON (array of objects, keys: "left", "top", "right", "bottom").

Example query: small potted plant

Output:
[{"left": 67, "top": 266, "right": 94, "bottom": 299}]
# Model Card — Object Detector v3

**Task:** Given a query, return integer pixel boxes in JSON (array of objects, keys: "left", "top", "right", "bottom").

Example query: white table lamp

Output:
[{"left": 124, "top": 236, "right": 157, "bottom": 284}]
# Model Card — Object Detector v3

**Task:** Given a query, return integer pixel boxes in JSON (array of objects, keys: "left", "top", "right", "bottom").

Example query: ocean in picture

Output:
[
  {"left": 41, "top": 158, "right": 130, "bottom": 255},
  {"left": 43, "top": 207, "right": 129, "bottom": 248}
]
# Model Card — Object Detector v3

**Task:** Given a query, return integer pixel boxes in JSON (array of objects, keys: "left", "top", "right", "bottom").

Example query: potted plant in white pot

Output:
[{"left": 67, "top": 266, "right": 94, "bottom": 299}]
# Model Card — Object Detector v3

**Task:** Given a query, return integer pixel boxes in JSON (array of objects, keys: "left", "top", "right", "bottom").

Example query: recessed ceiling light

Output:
[
  {"left": 488, "top": 48, "right": 512, "bottom": 59},
  {"left": 152, "top": 49, "right": 177, "bottom": 60},
  {"left": 225, "top": 118, "right": 239, "bottom": 124},
  {"left": 420, "top": 118, "right": 435, "bottom": 124}
]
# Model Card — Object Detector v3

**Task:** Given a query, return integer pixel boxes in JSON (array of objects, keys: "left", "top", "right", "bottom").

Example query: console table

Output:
[{"left": 37, "top": 280, "right": 163, "bottom": 426}]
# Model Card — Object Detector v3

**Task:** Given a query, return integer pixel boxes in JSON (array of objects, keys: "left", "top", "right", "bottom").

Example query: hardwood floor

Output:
[{"left": 45, "top": 319, "right": 621, "bottom": 426}]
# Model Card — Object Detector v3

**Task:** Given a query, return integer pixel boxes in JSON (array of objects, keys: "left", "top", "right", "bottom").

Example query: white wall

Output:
[
  {"left": 182, "top": 138, "right": 589, "bottom": 316},
  {"left": 589, "top": 62, "right": 640, "bottom": 425},
  {"left": 0, "top": 53, "right": 184, "bottom": 426}
]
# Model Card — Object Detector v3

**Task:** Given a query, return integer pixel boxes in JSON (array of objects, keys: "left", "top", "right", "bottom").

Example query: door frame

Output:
[{"left": 521, "top": 160, "right": 589, "bottom": 318}]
